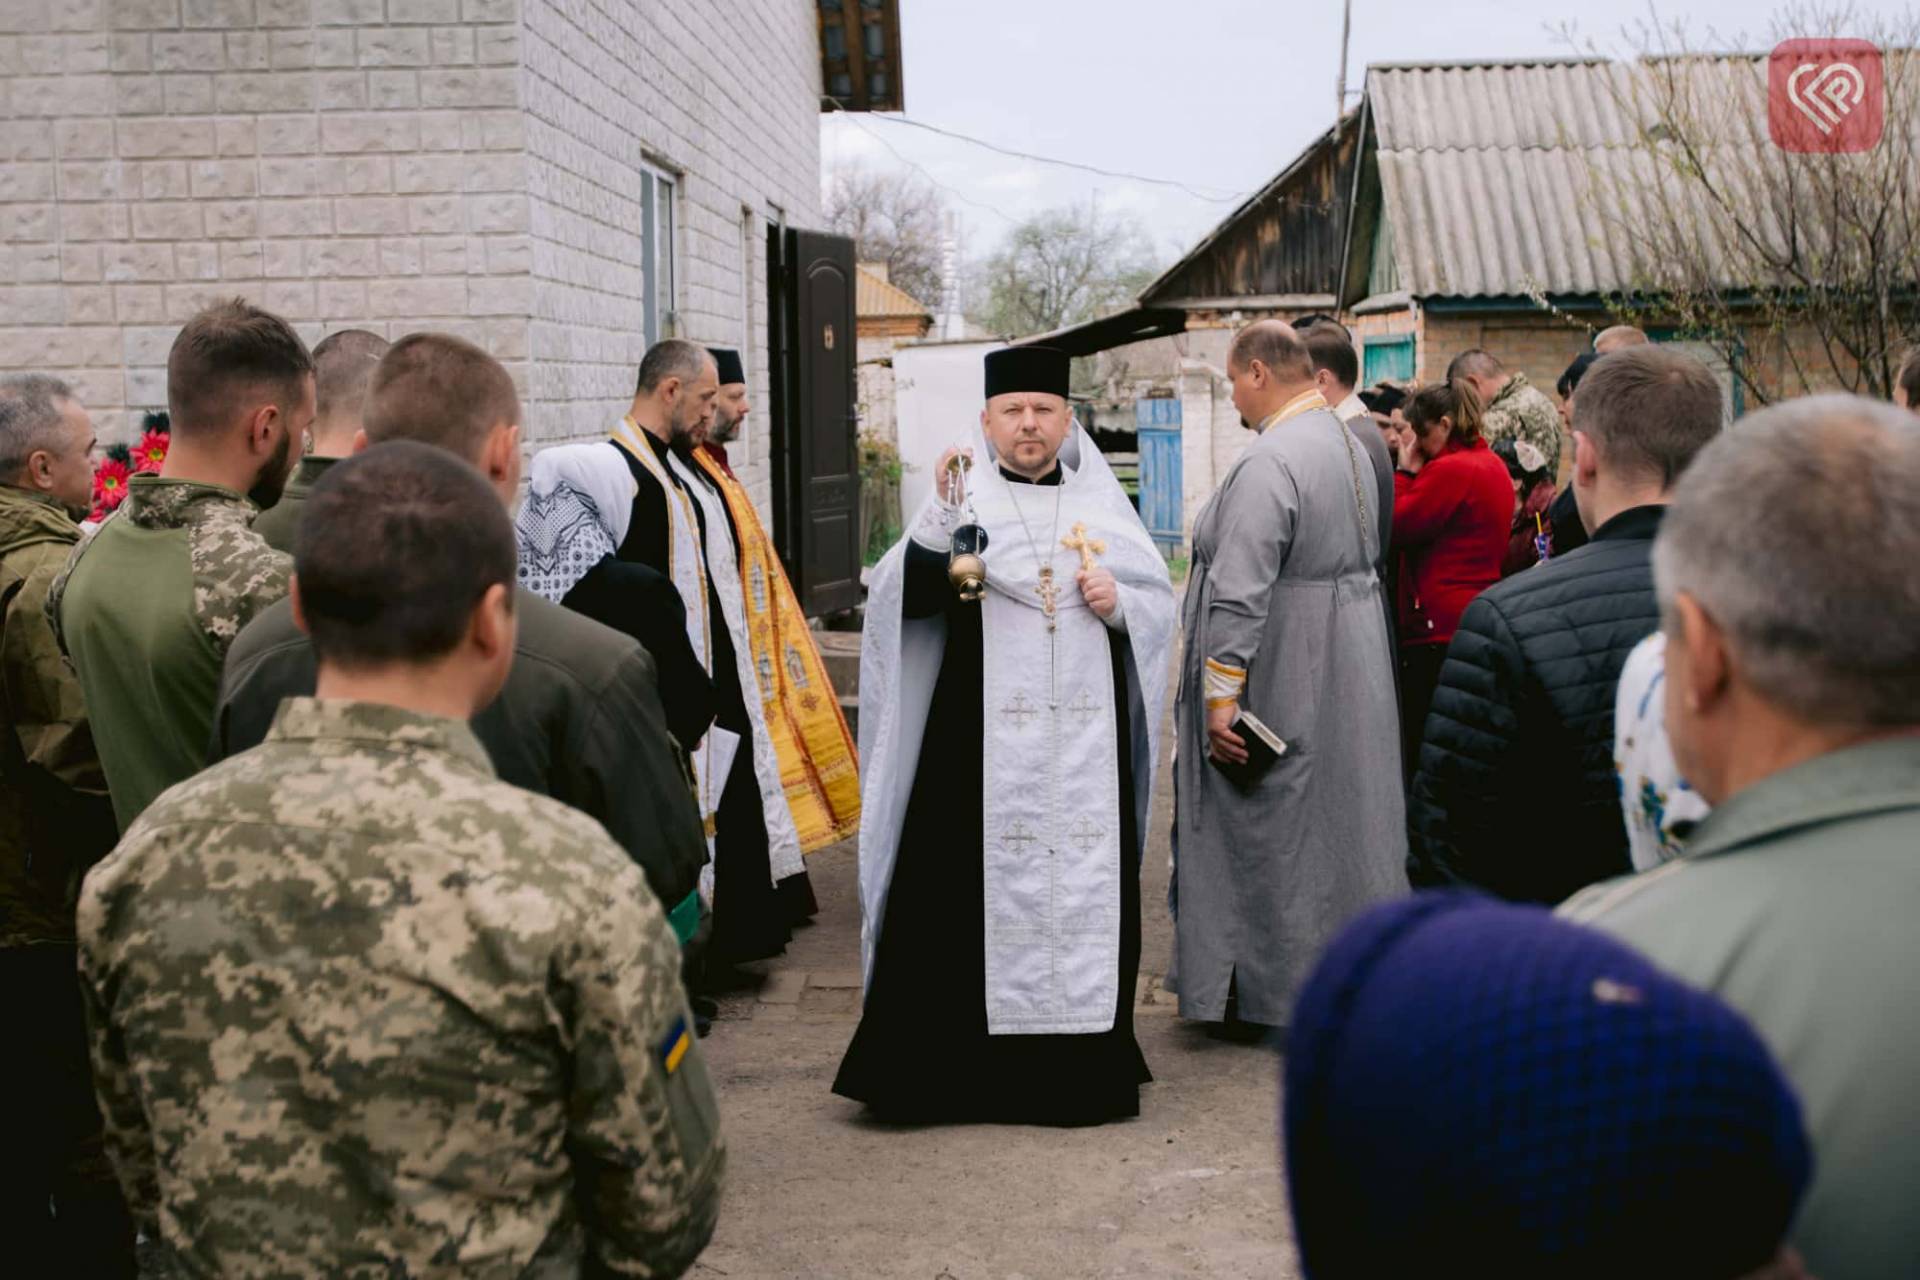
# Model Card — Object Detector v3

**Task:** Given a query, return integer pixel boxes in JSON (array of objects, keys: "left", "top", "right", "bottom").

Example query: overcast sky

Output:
[{"left": 819, "top": 0, "right": 1912, "bottom": 269}]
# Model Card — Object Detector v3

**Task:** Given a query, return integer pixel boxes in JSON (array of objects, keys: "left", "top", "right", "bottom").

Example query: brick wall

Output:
[
  {"left": 1, "top": 0, "right": 823, "bottom": 524},
  {"left": 519, "top": 0, "right": 820, "bottom": 513},
  {"left": 1, "top": 0, "right": 530, "bottom": 439}
]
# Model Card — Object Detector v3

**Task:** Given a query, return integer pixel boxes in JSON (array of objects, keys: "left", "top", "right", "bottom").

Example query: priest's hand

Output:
[
  {"left": 936, "top": 447, "right": 974, "bottom": 503},
  {"left": 1207, "top": 702, "right": 1248, "bottom": 765},
  {"left": 1078, "top": 566, "right": 1119, "bottom": 619}
]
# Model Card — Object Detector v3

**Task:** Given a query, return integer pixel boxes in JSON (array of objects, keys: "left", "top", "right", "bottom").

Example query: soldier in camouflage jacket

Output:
[{"left": 79, "top": 442, "right": 724, "bottom": 1277}]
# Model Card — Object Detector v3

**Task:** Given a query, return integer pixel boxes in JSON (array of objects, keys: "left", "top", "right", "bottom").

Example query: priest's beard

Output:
[
  {"left": 247, "top": 431, "right": 295, "bottom": 510},
  {"left": 667, "top": 396, "right": 704, "bottom": 450},
  {"left": 708, "top": 404, "right": 740, "bottom": 445}
]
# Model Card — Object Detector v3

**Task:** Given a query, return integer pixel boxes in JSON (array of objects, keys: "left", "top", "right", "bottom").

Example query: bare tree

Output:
[
  {"left": 1566, "top": 6, "right": 1920, "bottom": 403},
  {"left": 824, "top": 164, "right": 948, "bottom": 311},
  {"left": 975, "top": 202, "right": 1161, "bottom": 339}
]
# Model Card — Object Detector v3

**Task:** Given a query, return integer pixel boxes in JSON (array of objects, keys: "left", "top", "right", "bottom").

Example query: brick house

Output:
[
  {"left": 0, "top": 0, "right": 903, "bottom": 530},
  {"left": 1036, "top": 57, "right": 1813, "bottom": 550}
]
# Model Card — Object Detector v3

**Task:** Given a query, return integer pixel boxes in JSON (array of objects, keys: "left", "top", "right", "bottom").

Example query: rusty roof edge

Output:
[{"left": 1137, "top": 112, "right": 1358, "bottom": 307}]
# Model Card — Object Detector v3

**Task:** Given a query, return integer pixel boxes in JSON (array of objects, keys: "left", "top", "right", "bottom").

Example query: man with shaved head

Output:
[
  {"left": 1170, "top": 320, "right": 1406, "bottom": 1033},
  {"left": 253, "top": 327, "right": 388, "bottom": 552},
  {"left": 51, "top": 297, "right": 312, "bottom": 829},
  {"left": 210, "top": 333, "right": 708, "bottom": 947}
]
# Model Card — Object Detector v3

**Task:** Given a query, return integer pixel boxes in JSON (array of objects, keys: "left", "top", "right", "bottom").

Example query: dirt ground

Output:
[{"left": 695, "top": 743, "right": 1300, "bottom": 1280}]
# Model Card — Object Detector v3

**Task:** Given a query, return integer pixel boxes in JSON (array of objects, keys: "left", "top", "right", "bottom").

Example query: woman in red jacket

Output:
[{"left": 1392, "top": 380, "right": 1515, "bottom": 778}]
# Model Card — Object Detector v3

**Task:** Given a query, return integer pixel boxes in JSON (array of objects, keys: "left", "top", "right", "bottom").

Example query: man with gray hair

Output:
[
  {"left": 1564, "top": 395, "right": 1920, "bottom": 1280},
  {"left": 0, "top": 375, "right": 134, "bottom": 1272},
  {"left": 253, "top": 327, "right": 389, "bottom": 552},
  {"left": 1410, "top": 345, "right": 1724, "bottom": 903}
]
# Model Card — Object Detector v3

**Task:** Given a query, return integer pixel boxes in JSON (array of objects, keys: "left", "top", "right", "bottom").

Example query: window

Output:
[
  {"left": 1362, "top": 333, "right": 1415, "bottom": 384},
  {"left": 640, "top": 166, "right": 677, "bottom": 349}
]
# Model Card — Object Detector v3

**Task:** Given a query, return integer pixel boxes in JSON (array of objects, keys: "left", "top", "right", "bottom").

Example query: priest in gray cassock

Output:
[
  {"left": 1170, "top": 319, "right": 1407, "bottom": 1031},
  {"left": 834, "top": 346, "right": 1175, "bottom": 1125}
]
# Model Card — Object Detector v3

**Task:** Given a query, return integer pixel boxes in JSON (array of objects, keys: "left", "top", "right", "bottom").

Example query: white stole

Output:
[
  {"left": 976, "top": 472, "right": 1124, "bottom": 1035},
  {"left": 662, "top": 445, "right": 807, "bottom": 887},
  {"left": 611, "top": 418, "right": 726, "bottom": 856}
]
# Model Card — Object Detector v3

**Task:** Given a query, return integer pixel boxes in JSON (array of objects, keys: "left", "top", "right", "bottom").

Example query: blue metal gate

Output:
[{"left": 1136, "top": 397, "right": 1182, "bottom": 557}]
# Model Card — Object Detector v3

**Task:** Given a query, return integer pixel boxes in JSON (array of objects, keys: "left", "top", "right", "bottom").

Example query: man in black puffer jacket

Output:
[{"left": 1407, "top": 346, "right": 1725, "bottom": 903}]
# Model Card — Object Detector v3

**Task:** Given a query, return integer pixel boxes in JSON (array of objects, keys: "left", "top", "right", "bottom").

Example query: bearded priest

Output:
[{"left": 834, "top": 345, "right": 1175, "bottom": 1125}]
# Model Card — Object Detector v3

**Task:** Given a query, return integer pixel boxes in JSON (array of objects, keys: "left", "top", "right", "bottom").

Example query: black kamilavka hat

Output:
[
  {"left": 984, "top": 345, "right": 1069, "bottom": 399},
  {"left": 708, "top": 347, "right": 746, "bottom": 386}
]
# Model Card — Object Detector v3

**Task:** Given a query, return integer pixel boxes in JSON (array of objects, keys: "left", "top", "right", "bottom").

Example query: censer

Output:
[{"left": 944, "top": 451, "right": 989, "bottom": 601}]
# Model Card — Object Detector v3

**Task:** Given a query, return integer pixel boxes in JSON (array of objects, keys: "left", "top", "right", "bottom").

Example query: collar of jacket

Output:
[
  {"left": 283, "top": 453, "right": 339, "bottom": 498},
  {"left": 1681, "top": 735, "right": 1920, "bottom": 863},
  {"left": 0, "top": 483, "right": 79, "bottom": 556},
  {"left": 1257, "top": 387, "right": 1329, "bottom": 433},
  {"left": 123, "top": 474, "right": 254, "bottom": 528},
  {"left": 264, "top": 697, "right": 496, "bottom": 774},
  {"left": 1588, "top": 503, "right": 1667, "bottom": 544},
  {"left": 1492, "top": 372, "right": 1535, "bottom": 407}
]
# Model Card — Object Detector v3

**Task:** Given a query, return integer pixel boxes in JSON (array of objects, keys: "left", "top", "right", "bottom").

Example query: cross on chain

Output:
[
  {"left": 1067, "top": 816, "right": 1102, "bottom": 853},
  {"left": 1000, "top": 692, "right": 1040, "bottom": 727},
  {"left": 1034, "top": 567, "right": 1059, "bottom": 632},
  {"left": 1000, "top": 820, "right": 1039, "bottom": 856}
]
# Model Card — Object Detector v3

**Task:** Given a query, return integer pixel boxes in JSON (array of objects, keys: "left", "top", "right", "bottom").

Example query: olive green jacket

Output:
[
  {"left": 211, "top": 589, "right": 709, "bottom": 936},
  {"left": 49, "top": 476, "right": 291, "bottom": 830},
  {"left": 250, "top": 453, "right": 337, "bottom": 554},
  {"left": 80, "top": 698, "right": 724, "bottom": 1275},
  {"left": 1563, "top": 736, "right": 1920, "bottom": 1280},
  {"left": 0, "top": 486, "right": 115, "bottom": 946}
]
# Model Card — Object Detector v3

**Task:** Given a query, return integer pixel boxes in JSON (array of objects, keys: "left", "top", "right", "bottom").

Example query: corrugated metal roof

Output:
[
  {"left": 1364, "top": 57, "right": 1821, "bottom": 298},
  {"left": 856, "top": 265, "right": 932, "bottom": 319}
]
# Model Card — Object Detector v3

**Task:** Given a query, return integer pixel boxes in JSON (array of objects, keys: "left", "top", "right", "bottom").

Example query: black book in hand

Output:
[{"left": 1210, "top": 710, "right": 1289, "bottom": 791}]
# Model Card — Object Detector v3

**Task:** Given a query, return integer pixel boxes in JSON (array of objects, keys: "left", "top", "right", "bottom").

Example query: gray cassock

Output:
[{"left": 1171, "top": 402, "right": 1408, "bottom": 1025}]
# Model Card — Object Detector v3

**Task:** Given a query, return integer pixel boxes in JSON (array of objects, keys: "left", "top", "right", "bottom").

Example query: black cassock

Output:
[
  {"left": 565, "top": 428, "right": 814, "bottom": 966},
  {"left": 833, "top": 467, "right": 1149, "bottom": 1126}
]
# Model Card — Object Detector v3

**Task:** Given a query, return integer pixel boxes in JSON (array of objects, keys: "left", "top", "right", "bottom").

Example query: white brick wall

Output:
[
  {"left": 1, "top": 0, "right": 821, "bottom": 515},
  {"left": 519, "top": 0, "right": 820, "bottom": 510}
]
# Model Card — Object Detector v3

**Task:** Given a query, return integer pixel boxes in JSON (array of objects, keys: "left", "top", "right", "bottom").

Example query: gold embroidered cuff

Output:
[{"left": 1204, "top": 657, "right": 1246, "bottom": 706}]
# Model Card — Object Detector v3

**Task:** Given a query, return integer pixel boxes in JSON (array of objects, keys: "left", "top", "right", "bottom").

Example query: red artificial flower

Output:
[
  {"left": 132, "top": 429, "right": 169, "bottom": 474},
  {"left": 92, "top": 457, "right": 131, "bottom": 512}
]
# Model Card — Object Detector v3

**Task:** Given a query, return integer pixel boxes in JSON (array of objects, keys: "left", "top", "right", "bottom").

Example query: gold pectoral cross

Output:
[
  {"left": 1062, "top": 522, "right": 1107, "bottom": 573},
  {"left": 1035, "top": 566, "right": 1059, "bottom": 632}
]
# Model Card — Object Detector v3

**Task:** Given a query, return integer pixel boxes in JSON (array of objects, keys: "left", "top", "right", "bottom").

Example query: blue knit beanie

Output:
[{"left": 1284, "top": 892, "right": 1812, "bottom": 1280}]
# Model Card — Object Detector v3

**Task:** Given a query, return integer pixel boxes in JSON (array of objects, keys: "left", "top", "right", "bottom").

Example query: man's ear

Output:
[
  {"left": 470, "top": 581, "right": 514, "bottom": 662},
  {"left": 246, "top": 401, "right": 280, "bottom": 455},
  {"left": 483, "top": 422, "right": 520, "bottom": 484},
  {"left": 1672, "top": 592, "right": 1729, "bottom": 715},
  {"left": 350, "top": 428, "right": 369, "bottom": 456},
  {"left": 289, "top": 574, "right": 311, "bottom": 636},
  {"left": 1572, "top": 430, "right": 1600, "bottom": 488}
]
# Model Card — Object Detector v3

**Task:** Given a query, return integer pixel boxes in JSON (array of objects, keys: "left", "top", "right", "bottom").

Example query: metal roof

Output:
[
  {"left": 1365, "top": 57, "right": 1783, "bottom": 298},
  {"left": 855, "top": 265, "right": 932, "bottom": 320}
]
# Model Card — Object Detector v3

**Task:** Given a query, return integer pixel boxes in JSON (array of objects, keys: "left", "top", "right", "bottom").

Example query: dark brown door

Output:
[{"left": 768, "top": 226, "right": 861, "bottom": 616}]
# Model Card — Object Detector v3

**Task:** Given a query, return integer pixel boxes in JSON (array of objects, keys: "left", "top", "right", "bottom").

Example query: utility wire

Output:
[
  {"left": 834, "top": 109, "right": 1022, "bottom": 225},
  {"left": 863, "top": 112, "right": 1250, "bottom": 203}
]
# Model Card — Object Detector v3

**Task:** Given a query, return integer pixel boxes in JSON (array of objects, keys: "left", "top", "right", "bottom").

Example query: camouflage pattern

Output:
[
  {"left": 0, "top": 485, "right": 116, "bottom": 946},
  {"left": 1481, "top": 373, "right": 1567, "bottom": 477},
  {"left": 49, "top": 476, "right": 293, "bottom": 828},
  {"left": 78, "top": 698, "right": 725, "bottom": 1278}
]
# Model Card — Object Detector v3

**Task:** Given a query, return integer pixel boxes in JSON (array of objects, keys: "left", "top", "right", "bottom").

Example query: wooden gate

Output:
[
  {"left": 768, "top": 226, "right": 862, "bottom": 616},
  {"left": 1135, "top": 396, "right": 1182, "bottom": 556}
]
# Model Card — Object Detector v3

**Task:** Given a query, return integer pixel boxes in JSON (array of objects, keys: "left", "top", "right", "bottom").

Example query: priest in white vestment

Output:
[{"left": 836, "top": 346, "right": 1175, "bottom": 1125}]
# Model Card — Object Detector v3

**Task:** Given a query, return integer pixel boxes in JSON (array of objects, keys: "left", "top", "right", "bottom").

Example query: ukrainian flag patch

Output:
[{"left": 659, "top": 1015, "right": 692, "bottom": 1075}]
